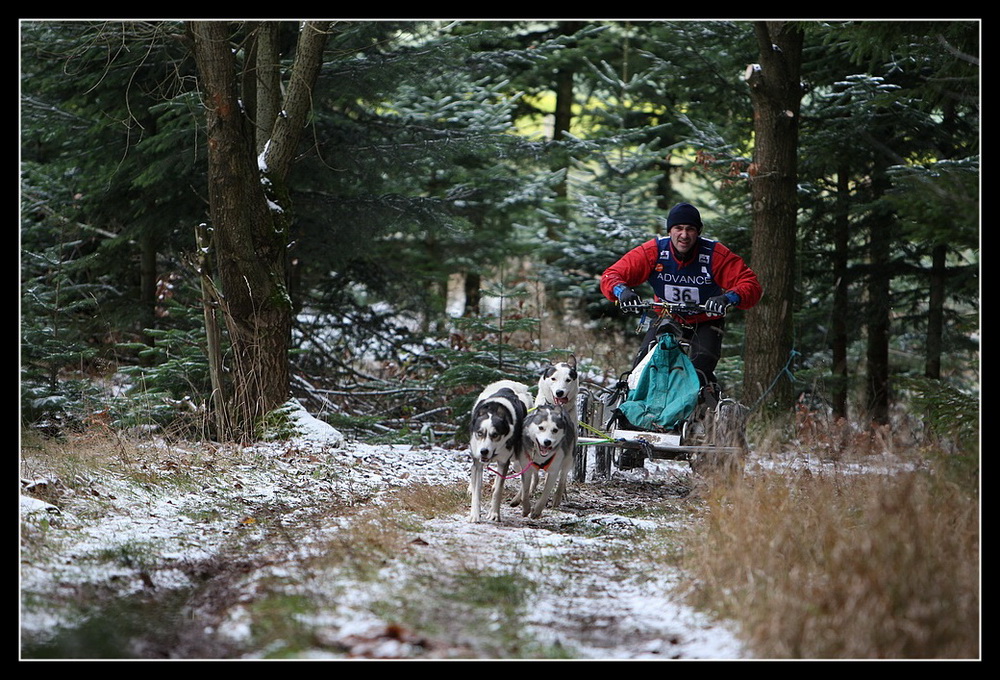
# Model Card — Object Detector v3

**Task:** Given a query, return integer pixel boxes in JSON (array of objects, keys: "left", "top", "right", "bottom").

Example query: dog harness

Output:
[
  {"left": 529, "top": 449, "right": 558, "bottom": 471},
  {"left": 487, "top": 459, "right": 533, "bottom": 479}
]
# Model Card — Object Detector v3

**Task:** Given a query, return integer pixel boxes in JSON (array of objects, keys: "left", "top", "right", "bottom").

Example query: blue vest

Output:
[{"left": 647, "top": 236, "right": 724, "bottom": 310}]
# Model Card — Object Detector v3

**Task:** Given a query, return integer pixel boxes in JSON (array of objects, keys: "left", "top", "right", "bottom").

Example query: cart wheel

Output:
[
  {"left": 689, "top": 449, "right": 740, "bottom": 476},
  {"left": 595, "top": 445, "right": 612, "bottom": 479},
  {"left": 689, "top": 399, "right": 749, "bottom": 478},
  {"left": 716, "top": 399, "right": 750, "bottom": 454},
  {"left": 573, "top": 390, "right": 590, "bottom": 482},
  {"left": 578, "top": 387, "right": 615, "bottom": 480}
]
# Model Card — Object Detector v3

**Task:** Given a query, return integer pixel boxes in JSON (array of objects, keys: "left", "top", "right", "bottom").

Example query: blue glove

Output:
[
  {"left": 705, "top": 293, "right": 736, "bottom": 316},
  {"left": 614, "top": 285, "right": 640, "bottom": 306}
]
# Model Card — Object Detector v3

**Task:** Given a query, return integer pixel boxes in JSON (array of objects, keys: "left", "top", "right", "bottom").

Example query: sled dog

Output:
[
  {"left": 518, "top": 403, "right": 577, "bottom": 519},
  {"left": 468, "top": 380, "right": 533, "bottom": 522},
  {"left": 534, "top": 354, "right": 580, "bottom": 427}
]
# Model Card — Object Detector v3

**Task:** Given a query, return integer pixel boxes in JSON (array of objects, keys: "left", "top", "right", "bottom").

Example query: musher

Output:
[{"left": 600, "top": 202, "right": 763, "bottom": 403}]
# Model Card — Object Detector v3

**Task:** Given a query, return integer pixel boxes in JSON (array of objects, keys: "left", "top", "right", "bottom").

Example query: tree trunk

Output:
[
  {"left": 741, "top": 22, "right": 804, "bottom": 412},
  {"left": 543, "top": 19, "right": 582, "bottom": 268},
  {"left": 139, "top": 230, "right": 158, "bottom": 349},
  {"left": 463, "top": 271, "right": 482, "bottom": 317},
  {"left": 550, "top": 67, "right": 573, "bottom": 211},
  {"left": 251, "top": 22, "right": 281, "bottom": 156},
  {"left": 196, "top": 222, "right": 230, "bottom": 438},
  {"left": 548, "top": 20, "right": 582, "bottom": 216},
  {"left": 189, "top": 21, "right": 328, "bottom": 440},
  {"left": 190, "top": 21, "right": 288, "bottom": 439},
  {"left": 831, "top": 167, "right": 850, "bottom": 419},
  {"left": 259, "top": 22, "right": 329, "bottom": 181},
  {"left": 924, "top": 243, "right": 946, "bottom": 379},
  {"left": 865, "top": 168, "right": 893, "bottom": 425}
]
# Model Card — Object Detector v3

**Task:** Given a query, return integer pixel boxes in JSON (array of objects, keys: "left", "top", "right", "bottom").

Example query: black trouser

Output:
[{"left": 631, "top": 317, "right": 725, "bottom": 387}]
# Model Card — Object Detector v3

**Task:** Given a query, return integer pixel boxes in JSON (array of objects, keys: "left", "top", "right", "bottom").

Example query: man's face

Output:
[{"left": 669, "top": 224, "right": 699, "bottom": 255}]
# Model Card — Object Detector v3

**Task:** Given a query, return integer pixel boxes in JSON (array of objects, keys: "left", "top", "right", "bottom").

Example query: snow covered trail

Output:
[{"left": 20, "top": 400, "right": 746, "bottom": 659}]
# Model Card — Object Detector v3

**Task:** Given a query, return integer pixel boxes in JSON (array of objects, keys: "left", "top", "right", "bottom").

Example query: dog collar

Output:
[{"left": 531, "top": 448, "right": 556, "bottom": 471}]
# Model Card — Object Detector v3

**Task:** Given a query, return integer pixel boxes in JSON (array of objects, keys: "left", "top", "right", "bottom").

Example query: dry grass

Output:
[
  {"left": 681, "top": 418, "right": 980, "bottom": 659},
  {"left": 19, "top": 426, "right": 242, "bottom": 499},
  {"left": 393, "top": 481, "right": 470, "bottom": 519},
  {"left": 299, "top": 482, "right": 469, "bottom": 583}
]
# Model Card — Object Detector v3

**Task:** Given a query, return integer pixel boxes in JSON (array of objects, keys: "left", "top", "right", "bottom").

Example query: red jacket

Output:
[{"left": 600, "top": 236, "right": 762, "bottom": 324}]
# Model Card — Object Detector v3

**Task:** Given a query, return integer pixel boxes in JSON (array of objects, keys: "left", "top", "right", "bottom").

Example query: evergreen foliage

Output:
[
  {"left": 20, "top": 20, "right": 979, "bottom": 440},
  {"left": 791, "top": 21, "right": 979, "bottom": 409},
  {"left": 113, "top": 295, "right": 213, "bottom": 427},
  {"left": 21, "top": 160, "right": 104, "bottom": 428}
]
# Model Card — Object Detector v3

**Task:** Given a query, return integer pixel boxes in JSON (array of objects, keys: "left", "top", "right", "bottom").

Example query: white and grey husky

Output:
[
  {"left": 468, "top": 380, "right": 533, "bottom": 522},
  {"left": 534, "top": 355, "right": 580, "bottom": 427},
  {"left": 517, "top": 403, "right": 577, "bottom": 519}
]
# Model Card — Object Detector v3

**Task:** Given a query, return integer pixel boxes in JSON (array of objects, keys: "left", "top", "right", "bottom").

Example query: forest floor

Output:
[{"left": 19, "top": 401, "right": 748, "bottom": 661}]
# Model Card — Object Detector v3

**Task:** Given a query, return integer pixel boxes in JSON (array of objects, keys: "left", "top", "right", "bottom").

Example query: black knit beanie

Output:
[{"left": 666, "top": 203, "right": 703, "bottom": 231}]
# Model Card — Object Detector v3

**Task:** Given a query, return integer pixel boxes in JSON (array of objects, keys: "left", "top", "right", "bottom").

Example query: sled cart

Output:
[{"left": 575, "top": 300, "right": 750, "bottom": 480}]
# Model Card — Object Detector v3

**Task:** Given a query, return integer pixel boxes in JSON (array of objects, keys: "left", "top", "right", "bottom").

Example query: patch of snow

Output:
[
  {"left": 280, "top": 397, "right": 345, "bottom": 445},
  {"left": 20, "top": 495, "right": 61, "bottom": 517},
  {"left": 20, "top": 399, "right": 746, "bottom": 660}
]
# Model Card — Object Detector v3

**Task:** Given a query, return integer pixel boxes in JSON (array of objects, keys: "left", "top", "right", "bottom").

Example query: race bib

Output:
[{"left": 661, "top": 285, "right": 700, "bottom": 304}]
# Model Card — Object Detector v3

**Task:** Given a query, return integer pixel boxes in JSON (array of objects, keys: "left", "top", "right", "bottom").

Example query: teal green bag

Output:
[{"left": 617, "top": 334, "right": 700, "bottom": 431}]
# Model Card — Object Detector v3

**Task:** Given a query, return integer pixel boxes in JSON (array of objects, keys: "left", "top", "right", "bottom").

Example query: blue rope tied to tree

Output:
[{"left": 748, "top": 348, "right": 800, "bottom": 413}]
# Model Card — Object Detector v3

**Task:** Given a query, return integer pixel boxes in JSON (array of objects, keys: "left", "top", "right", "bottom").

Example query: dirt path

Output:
[
  {"left": 20, "top": 431, "right": 747, "bottom": 660},
  {"left": 171, "top": 474, "right": 743, "bottom": 659}
]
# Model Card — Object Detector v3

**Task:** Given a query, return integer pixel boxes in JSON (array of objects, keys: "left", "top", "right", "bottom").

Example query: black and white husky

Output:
[
  {"left": 534, "top": 355, "right": 579, "bottom": 426},
  {"left": 468, "top": 380, "right": 533, "bottom": 522},
  {"left": 518, "top": 403, "right": 577, "bottom": 519}
]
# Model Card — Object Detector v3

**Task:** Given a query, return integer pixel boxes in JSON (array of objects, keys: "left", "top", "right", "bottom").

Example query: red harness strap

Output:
[{"left": 530, "top": 449, "right": 556, "bottom": 471}]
